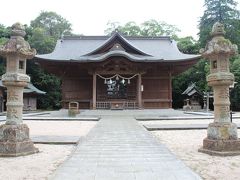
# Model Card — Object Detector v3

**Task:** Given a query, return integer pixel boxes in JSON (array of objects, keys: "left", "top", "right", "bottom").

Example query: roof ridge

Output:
[{"left": 62, "top": 35, "right": 171, "bottom": 41}]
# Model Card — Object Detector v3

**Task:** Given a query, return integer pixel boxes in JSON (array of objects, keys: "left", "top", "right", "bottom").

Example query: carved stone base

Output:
[
  {"left": 0, "top": 124, "right": 38, "bottom": 157},
  {"left": 207, "top": 122, "right": 238, "bottom": 140},
  {"left": 199, "top": 138, "right": 240, "bottom": 156}
]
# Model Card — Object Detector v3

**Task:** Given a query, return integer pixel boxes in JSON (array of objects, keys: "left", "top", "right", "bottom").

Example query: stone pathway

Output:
[{"left": 52, "top": 116, "right": 201, "bottom": 180}]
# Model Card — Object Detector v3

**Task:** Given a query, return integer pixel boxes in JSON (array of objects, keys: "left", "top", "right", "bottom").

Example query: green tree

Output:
[
  {"left": 117, "top": 21, "right": 142, "bottom": 36},
  {"left": 172, "top": 37, "right": 207, "bottom": 108},
  {"left": 27, "top": 62, "right": 61, "bottom": 109},
  {"left": 141, "top": 20, "right": 180, "bottom": 37},
  {"left": 177, "top": 36, "right": 200, "bottom": 54},
  {"left": 30, "top": 11, "right": 72, "bottom": 39},
  {"left": 199, "top": 0, "right": 240, "bottom": 111},
  {"left": 172, "top": 59, "right": 209, "bottom": 108},
  {"left": 27, "top": 26, "right": 61, "bottom": 109},
  {"left": 28, "top": 27, "right": 56, "bottom": 54},
  {"left": 27, "top": 11, "right": 73, "bottom": 109},
  {"left": 199, "top": 0, "right": 240, "bottom": 48},
  {"left": 230, "top": 55, "right": 240, "bottom": 110},
  {"left": 105, "top": 19, "right": 180, "bottom": 37},
  {"left": 0, "top": 24, "right": 9, "bottom": 75},
  {"left": 0, "top": 24, "right": 10, "bottom": 45}
]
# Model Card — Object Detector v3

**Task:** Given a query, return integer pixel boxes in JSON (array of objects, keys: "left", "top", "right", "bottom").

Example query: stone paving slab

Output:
[
  {"left": 144, "top": 123, "right": 240, "bottom": 131},
  {"left": 0, "top": 116, "right": 100, "bottom": 122},
  {"left": 52, "top": 116, "right": 201, "bottom": 180},
  {"left": 31, "top": 135, "right": 80, "bottom": 144},
  {"left": 136, "top": 116, "right": 240, "bottom": 121},
  {"left": 24, "top": 116, "right": 100, "bottom": 121},
  {"left": 136, "top": 116, "right": 213, "bottom": 121}
]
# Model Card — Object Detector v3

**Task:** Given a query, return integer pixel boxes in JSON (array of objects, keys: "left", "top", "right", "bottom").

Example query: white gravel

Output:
[
  {"left": 24, "top": 120, "right": 97, "bottom": 136},
  {"left": 0, "top": 121, "right": 97, "bottom": 180},
  {"left": 152, "top": 130, "right": 240, "bottom": 180},
  {"left": 0, "top": 144, "right": 74, "bottom": 180}
]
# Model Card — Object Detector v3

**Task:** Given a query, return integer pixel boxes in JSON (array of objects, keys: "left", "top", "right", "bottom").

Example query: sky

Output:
[{"left": 0, "top": 0, "right": 239, "bottom": 39}]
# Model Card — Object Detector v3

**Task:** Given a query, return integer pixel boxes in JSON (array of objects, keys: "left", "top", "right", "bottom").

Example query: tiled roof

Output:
[
  {"left": 36, "top": 32, "right": 201, "bottom": 62},
  {"left": 182, "top": 83, "right": 203, "bottom": 96}
]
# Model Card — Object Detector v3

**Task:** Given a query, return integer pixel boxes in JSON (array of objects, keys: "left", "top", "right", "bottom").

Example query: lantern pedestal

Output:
[
  {"left": 199, "top": 122, "right": 240, "bottom": 156},
  {"left": 0, "top": 124, "right": 38, "bottom": 157}
]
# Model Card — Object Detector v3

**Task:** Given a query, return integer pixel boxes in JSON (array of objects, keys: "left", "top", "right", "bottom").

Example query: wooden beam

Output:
[
  {"left": 92, "top": 73, "right": 97, "bottom": 109},
  {"left": 168, "top": 71, "right": 172, "bottom": 108},
  {"left": 94, "top": 71, "right": 145, "bottom": 75},
  {"left": 142, "top": 76, "right": 169, "bottom": 80},
  {"left": 137, "top": 74, "right": 143, "bottom": 109},
  {"left": 142, "top": 99, "right": 171, "bottom": 102}
]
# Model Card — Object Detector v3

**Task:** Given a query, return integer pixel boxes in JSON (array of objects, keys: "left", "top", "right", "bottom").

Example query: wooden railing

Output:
[
  {"left": 96, "top": 102, "right": 110, "bottom": 109},
  {"left": 96, "top": 101, "right": 138, "bottom": 109}
]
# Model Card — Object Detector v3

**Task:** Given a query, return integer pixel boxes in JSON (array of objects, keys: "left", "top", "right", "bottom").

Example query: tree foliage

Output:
[
  {"left": 172, "top": 59, "right": 209, "bottom": 108},
  {"left": 0, "top": 12, "right": 71, "bottom": 110},
  {"left": 0, "top": 24, "right": 10, "bottom": 45},
  {"left": 0, "top": 24, "right": 9, "bottom": 75},
  {"left": 105, "top": 19, "right": 180, "bottom": 37},
  {"left": 27, "top": 11, "right": 73, "bottom": 109},
  {"left": 230, "top": 55, "right": 240, "bottom": 110},
  {"left": 28, "top": 27, "right": 56, "bottom": 54},
  {"left": 177, "top": 36, "right": 200, "bottom": 54},
  {"left": 199, "top": 0, "right": 240, "bottom": 48},
  {"left": 30, "top": 11, "right": 72, "bottom": 39},
  {"left": 27, "top": 61, "right": 61, "bottom": 109},
  {"left": 199, "top": 0, "right": 240, "bottom": 110}
]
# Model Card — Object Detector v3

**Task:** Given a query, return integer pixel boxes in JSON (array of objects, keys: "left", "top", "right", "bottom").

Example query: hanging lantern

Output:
[
  {"left": 128, "top": 79, "right": 130, "bottom": 84},
  {"left": 121, "top": 78, "right": 125, "bottom": 84}
]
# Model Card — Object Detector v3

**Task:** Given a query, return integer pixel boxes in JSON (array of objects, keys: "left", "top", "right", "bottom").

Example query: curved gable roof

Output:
[
  {"left": 85, "top": 32, "right": 151, "bottom": 56},
  {"left": 36, "top": 32, "right": 201, "bottom": 62}
]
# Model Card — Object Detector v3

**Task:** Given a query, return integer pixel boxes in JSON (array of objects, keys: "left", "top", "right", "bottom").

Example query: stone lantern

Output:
[
  {"left": 0, "top": 23, "right": 38, "bottom": 156},
  {"left": 199, "top": 22, "right": 240, "bottom": 156}
]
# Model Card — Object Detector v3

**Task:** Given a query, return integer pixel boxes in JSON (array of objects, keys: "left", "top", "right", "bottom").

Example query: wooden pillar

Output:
[
  {"left": 168, "top": 71, "right": 172, "bottom": 108},
  {"left": 92, "top": 73, "right": 96, "bottom": 109},
  {"left": 137, "top": 74, "right": 143, "bottom": 109}
]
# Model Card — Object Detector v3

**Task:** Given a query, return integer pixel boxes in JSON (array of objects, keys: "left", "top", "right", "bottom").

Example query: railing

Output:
[
  {"left": 96, "top": 101, "right": 138, "bottom": 109},
  {"left": 124, "top": 101, "right": 138, "bottom": 109},
  {"left": 96, "top": 102, "right": 111, "bottom": 109}
]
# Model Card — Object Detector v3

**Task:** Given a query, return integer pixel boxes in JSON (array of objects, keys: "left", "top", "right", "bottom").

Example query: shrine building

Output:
[{"left": 35, "top": 32, "right": 201, "bottom": 109}]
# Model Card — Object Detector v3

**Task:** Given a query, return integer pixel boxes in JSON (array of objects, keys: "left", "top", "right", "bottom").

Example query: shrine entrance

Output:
[{"left": 95, "top": 74, "right": 139, "bottom": 109}]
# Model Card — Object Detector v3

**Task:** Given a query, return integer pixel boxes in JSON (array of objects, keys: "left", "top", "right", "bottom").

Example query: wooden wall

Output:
[
  {"left": 142, "top": 67, "right": 171, "bottom": 109},
  {"left": 61, "top": 66, "right": 92, "bottom": 109},
  {"left": 60, "top": 61, "right": 172, "bottom": 109},
  {"left": 62, "top": 77, "right": 92, "bottom": 109}
]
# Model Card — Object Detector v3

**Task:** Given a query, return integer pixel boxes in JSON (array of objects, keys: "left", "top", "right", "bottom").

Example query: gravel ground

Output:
[
  {"left": 0, "top": 121, "right": 97, "bottom": 180},
  {"left": 152, "top": 130, "right": 240, "bottom": 180},
  {"left": 24, "top": 120, "right": 97, "bottom": 136},
  {"left": 0, "top": 144, "right": 75, "bottom": 180}
]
